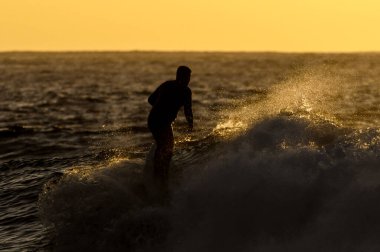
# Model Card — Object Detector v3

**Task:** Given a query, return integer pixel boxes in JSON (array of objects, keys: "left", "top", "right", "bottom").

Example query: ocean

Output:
[{"left": 0, "top": 52, "right": 379, "bottom": 251}]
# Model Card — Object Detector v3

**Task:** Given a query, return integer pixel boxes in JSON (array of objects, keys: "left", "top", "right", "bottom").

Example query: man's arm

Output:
[{"left": 184, "top": 88, "right": 193, "bottom": 130}]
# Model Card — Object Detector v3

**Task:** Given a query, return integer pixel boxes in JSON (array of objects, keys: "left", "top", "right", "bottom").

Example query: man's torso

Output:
[{"left": 148, "top": 81, "right": 191, "bottom": 128}]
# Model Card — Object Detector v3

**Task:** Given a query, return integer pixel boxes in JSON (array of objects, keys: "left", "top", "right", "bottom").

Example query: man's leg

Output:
[{"left": 152, "top": 125, "right": 174, "bottom": 188}]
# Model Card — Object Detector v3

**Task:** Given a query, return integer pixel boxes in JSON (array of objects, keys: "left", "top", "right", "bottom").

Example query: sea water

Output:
[{"left": 0, "top": 52, "right": 379, "bottom": 251}]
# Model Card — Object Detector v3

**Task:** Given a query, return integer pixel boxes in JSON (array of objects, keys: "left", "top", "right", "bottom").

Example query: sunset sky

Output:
[{"left": 1, "top": 0, "right": 379, "bottom": 52}]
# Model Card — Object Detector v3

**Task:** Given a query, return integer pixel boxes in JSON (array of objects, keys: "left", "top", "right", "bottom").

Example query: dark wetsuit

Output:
[{"left": 148, "top": 80, "right": 193, "bottom": 182}]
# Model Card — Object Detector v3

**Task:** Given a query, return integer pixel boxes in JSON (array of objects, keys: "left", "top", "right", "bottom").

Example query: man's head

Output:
[{"left": 176, "top": 66, "right": 191, "bottom": 86}]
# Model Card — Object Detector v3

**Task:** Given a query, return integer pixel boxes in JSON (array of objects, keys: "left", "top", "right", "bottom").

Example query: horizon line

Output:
[{"left": 0, "top": 49, "right": 379, "bottom": 54}]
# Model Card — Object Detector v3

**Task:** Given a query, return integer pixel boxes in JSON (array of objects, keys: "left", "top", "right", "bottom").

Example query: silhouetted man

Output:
[{"left": 147, "top": 66, "right": 193, "bottom": 189}]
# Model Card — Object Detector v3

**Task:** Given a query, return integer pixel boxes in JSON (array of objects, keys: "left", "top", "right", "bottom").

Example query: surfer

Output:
[{"left": 147, "top": 66, "right": 193, "bottom": 190}]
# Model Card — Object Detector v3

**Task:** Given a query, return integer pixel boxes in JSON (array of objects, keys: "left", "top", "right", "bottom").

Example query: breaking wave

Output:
[{"left": 39, "top": 113, "right": 380, "bottom": 252}]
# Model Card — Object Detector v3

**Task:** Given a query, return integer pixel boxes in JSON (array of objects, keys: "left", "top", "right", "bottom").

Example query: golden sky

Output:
[{"left": 1, "top": 0, "right": 379, "bottom": 52}]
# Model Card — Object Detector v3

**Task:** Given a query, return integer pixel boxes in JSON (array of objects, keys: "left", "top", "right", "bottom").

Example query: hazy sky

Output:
[{"left": 1, "top": 0, "right": 379, "bottom": 52}]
